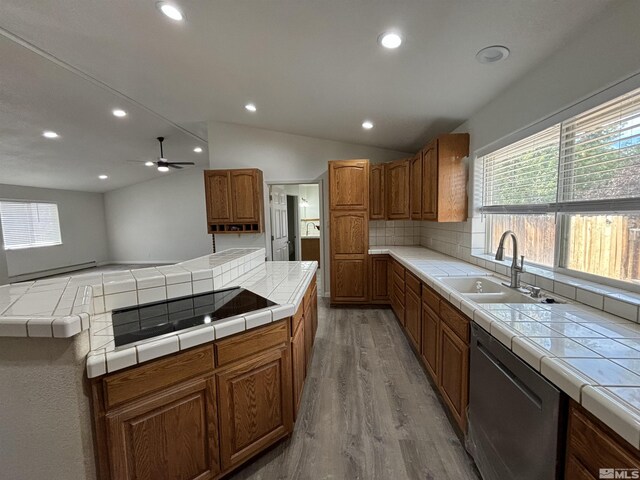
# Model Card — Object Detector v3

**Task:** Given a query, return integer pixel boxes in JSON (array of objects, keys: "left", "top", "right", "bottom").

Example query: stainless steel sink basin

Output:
[{"left": 438, "top": 276, "right": 537, "bottom": 304}]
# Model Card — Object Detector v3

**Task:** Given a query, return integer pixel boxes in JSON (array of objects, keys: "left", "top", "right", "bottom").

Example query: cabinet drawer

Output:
[
  {"left": 406, "top": 271, "right": 421, "bottom": 296},
  {"left": 439, "top": 301, "right": 469, "bottom": 342},
  {"left": 216, "top": 321, "right": 289, "bottom": 367},
  {"left": 567, "top": 402, "right": 640, "bottom": 477},
  {"left": 103, "top": 345, "right": 215, "bottom": 409},
  {"left": 422, "top": 284, "right": 440, "bottom": 313},
  {"left": 392, "top": 261, "right": 405, "bottom": 280}
]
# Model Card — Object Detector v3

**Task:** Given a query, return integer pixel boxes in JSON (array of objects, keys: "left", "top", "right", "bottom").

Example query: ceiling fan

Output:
[{"left": 152, "top": 137, "right": 195, "bottom": 172}]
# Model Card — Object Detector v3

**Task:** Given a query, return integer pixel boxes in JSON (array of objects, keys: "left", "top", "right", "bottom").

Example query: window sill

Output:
[{"left": 471, "top": 253, "right": 640, "bottom": 323}]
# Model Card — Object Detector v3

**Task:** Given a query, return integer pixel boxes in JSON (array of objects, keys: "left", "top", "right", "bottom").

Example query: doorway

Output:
[{"left": 269, "top": 183, "right": 323, "bottom": 293}]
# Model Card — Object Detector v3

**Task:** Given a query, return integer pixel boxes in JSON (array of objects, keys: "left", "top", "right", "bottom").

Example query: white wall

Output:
[
  {"left": 208, "top": 121, "right": 410, "bottom": 295},
  {"left": 103, "top": 167, "right": 212, "bottom": 263},
  {"left": 422, "top": 0, "right": 640, "bottom": 260},
  {"left": 0, "top": 184, "right": 109, "bottom": 279}
]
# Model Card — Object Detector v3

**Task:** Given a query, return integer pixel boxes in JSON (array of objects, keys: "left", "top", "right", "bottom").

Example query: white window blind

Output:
[
  {"left": 0, "top": 201, "right": 62, "bottom": 250},
  {"left": 482, "top": 86, "right": 640, "bottom": 215},
  {"left": 559, "top": 86, "right": 640, "bottom": 204},
  {"left": 482, "top": 124, "right": 560, "bottom": 212}
]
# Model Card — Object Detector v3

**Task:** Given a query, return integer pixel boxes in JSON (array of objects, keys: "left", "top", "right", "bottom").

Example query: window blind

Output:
[
  {"left": 482, "top": 124, "right": 560, "bottom": 211},
  {"left": 559, "top": 86, "right": 640, "bottom": 203},
  {"left": 0, "top": 201, "right": 62, "bottom": 250}
]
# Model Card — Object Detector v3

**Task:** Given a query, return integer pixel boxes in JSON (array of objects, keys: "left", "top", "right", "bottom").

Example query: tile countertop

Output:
[
  {"left": 86, "top": 259, "right": 318, "bottom": 379},
  {"left": 370, "top": 246, "right": 640, "bottom": 450},
  {"left": 0, "top": 248, "right": 267, "bottom": 339}
]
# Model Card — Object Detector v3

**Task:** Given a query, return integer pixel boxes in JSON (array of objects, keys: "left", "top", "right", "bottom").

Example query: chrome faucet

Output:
[{"left": 495, "top": 230, "right": 525, "bottom": 289}]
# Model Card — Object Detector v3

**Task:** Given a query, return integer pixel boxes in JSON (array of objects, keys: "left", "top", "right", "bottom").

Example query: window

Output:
[
  {"left": 481, "top": 86, "right": 640, "bottom": 286},
  {"left": 0, "top": 201, "right": 62, "bottom": 250}
]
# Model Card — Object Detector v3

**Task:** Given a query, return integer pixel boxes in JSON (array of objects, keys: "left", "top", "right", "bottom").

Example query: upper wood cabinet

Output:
[
  {"left": 369, "top": 163, "right": 386, "bottom": 220},
  {"left": 421, "top": 134, "right": 470, "bottom": 222},
  {"left": 410, "top": 154, "right": 423, "bottom": 220},
  {"left": 204, "top": 169, "right": 264, "bottom": 233},
  {"left": 386, "top": 158, "right": 411, "bottom": 220},
  {"left": 329, "top": 160, "right": 369, "bottom": 210}
]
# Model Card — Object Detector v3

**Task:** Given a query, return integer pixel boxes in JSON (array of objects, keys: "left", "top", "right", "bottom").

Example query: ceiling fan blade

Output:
[
  {"left": 168, "top": 162, "right": 196, "bottom": 165},
  {"left": 170, "top": 164, "right": 184, "bottom": 169}
]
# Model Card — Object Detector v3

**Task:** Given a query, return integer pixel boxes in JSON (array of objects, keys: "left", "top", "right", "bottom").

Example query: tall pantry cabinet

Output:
[{"left": 329, "top": 160, "right": 369, "bottom": 304}]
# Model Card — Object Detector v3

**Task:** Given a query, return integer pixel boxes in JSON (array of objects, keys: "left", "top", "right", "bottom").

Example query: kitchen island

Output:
[{"left": 0, "top": 248, "right": 318, "bottom": 480}]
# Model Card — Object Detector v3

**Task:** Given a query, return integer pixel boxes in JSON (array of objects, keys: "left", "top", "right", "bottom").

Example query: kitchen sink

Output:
[{"left": 438, "top": 276, "right": 538, "bottom": 304}]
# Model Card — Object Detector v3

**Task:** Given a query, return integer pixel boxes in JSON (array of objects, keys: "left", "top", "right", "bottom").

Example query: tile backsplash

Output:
[{"left": 369, "top": 221, "right": 421, "bottom": 246}]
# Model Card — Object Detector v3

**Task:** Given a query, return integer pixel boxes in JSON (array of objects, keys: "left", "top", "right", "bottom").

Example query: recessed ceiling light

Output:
[
  {"left": 157, "top": 165, "right": 170, "bottom": 172},
  {"left": 158, "top": 2, "right": 184, "bottom": 21},
  {"left": 476, "top": 45, "right": 510, "bottom": 64},
  {"left": 99, "top": 175, "right": 109, "bottom": 180},
  {"left": 42, "top": 131, "right": 59, "bottom": 138},
  {"left": 245, "top": 103, "right": 257, "bottom": 112},
  {"left": 378, "top": 32, "right": 402, "bottom": 49},
  {"left": 145, "top": 161, "right": 155, "bottom": 167},
  {"left": 112, "top": 109, "right": 127, "bottom": 117},
  {"left": 193, "top": 147, "right": 203, "bottom": 153},
  {"left": 362, "top": 121, "right": 374, "bottom": 130}
]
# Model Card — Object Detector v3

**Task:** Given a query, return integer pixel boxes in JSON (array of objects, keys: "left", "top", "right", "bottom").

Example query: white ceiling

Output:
[{"left": 0, "top": 0, "right": 615, "bottom": 191}]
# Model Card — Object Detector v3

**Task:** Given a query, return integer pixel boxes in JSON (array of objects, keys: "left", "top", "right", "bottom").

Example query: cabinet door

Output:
[
  {"left": 421, "top": 304, "right": 440, "bottom": 382},
  {"left": 304, "top": 306, "right": 313, "bottom": 369},
  {"left": 410, "top": 154, "right": 422, "bottom": 220},
  {"left": 405, "top": 288, "right": 421, "bottom": 351},
  {"left": 329, "top": 160, "right": 369, "bottom": 210},
  {"left": 230, "top": 170, "right": 261, "bottom": 223},
  {"left": 204, "top": 170, "right": 232, "bottom": 223},
  {"left": 439, "top": 322, "right": 469, "bottom": 431},
  {"left": 386, "top": 159, "right": 410, "bottom": 219},
  {"left": 370, "top": 255, "right": 390, "bottom": 302},
  {"left": 330, "top": 211, "right": 367, "bottom": 255},
  {"left": 311, "top": 284, "right": 318, "bottom": 339},
  {"left": 291, "top": 322, "right": 306, "bottom": 418},
  {"left": 369, "top": 163, "right": 386, "bottom": 219},
  {"left": 106, "top": 377, "right": 220, "bottom": 480},
  {"left": 217, "top": 347, "right": 293, "bottom": 471},
  {"left": 421, "top": 142, "right": 438, "bottom": 220},
  {"left": 332, "top": 258, "right": 367, "bottom": 302}
]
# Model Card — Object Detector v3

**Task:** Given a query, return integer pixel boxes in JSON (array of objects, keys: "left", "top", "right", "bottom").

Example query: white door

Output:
[{"left": 270, "top": 187, "right": 289, "bottom": 261}]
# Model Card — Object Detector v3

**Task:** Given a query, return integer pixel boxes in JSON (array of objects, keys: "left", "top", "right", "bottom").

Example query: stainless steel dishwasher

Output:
[{"left": 466, "top": 322, "right": 566, "bottom": 480}]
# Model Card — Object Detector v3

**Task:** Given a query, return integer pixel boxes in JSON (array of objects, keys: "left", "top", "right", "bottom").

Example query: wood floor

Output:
[{"left": 229, "top": 299, "right": 480, "bottom": 480}]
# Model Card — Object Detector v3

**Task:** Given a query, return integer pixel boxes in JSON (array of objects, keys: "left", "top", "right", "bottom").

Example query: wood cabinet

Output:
[
  {"left": 390, "top": 260, "right": 406, "bottom": 325},
  {"left": 565, "top": 400, "right": 640, "bottom": 479},
  {"left": 410, "top": 154, "right": 422, "bottom": 220},
  {"left": 329, "top": 160, "right": 369, "bottom": 210},
  {"left": 404, "top": 286, "right": 421, "bottom": 352},
  {"left": 369, "top": 163, "right": 386, "bottom": 219},
  {"left": 292, "top": 279, "right": 318, "bottom": 419},
  {"left": 386, "top": 158, "right": 411, "bottom": 220},
  {"left": 204, "top": 169, "right": 264, "bottom": 233},
  {"left": 105, "top": 376, "right": 220, "bottom": 480},
  {"left": 438, "top": 321, "right": 469, "bottom": 432},
  {"left": 420, "top": 134, "right": 469, "bottom": 222},
  {"left": 291, "top": 320, "right": 305, "bottom": 417},
  {"left": 421, "top": 303, "right": 440, "bottom": 382},
  {"left": 329, "top": 160, "right": 369, "bottom": 304},
  {"left": 370, "top": 254, "right": 390, "bottom": 303},
  {"left": 217, "top": 346, "right": 293, "bottom": 470},
  {"left": 301, "top": 237, "right": 321, "bottom": 265}
]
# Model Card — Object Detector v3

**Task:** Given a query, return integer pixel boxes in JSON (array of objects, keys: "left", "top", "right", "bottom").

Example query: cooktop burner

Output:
[{"left": 111, "top": 287, "right": 277, "bottom": 347}]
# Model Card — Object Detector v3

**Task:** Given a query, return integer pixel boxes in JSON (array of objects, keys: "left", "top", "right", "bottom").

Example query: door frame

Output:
[{"left": 266, "top": 179, "right": 325, "bottom": 296}]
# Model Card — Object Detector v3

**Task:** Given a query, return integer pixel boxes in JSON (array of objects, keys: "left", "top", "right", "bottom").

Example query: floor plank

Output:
[{"left": 228, "top": 299, "right": 479, "bottom": 480}]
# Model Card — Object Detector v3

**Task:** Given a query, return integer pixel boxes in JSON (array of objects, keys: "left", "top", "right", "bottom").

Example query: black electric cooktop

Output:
[{"left": 112, "top": 287, "right": 277, "bottom": 347}]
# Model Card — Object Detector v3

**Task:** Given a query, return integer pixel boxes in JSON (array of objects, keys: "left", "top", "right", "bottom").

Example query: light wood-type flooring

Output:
[{"left": 229, "top": 299, "right": 480, "bottom": 480}]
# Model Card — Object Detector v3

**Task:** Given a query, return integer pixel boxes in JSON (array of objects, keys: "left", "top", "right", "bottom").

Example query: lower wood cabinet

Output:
[
  {"left": 565, "top": 400, "right": 640, "bottom": 479},
  {"left": 291, "top": 320, "right": 306, "bottom": 417},
  {"left": 404, "top": 287, "right": 421, "bottom": 351},
  {"left": 370, "top": 254, "right": 390, "bottom": 303},
  {"left": 105, "top": 376, "right": 220, "bottom": 480},
  {"left": 217, "top": 346, "right": 293, "bottom": 471},
  {"left": 438, "top": 321, "right": 469, "bottom": 432},
  {"left": 421, "top": 304, "right": 440, "bottom": 382}
]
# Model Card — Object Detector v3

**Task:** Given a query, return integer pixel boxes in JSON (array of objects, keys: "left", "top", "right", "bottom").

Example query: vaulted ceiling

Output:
[{"left": 0, "top": 0, "right": 616, "bottom": 191}]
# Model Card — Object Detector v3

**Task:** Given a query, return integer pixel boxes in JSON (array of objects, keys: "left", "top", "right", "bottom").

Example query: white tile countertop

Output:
[
  {"left": 86, "top": 258, "right": 318, "bottom": 378},
  {"left": 371, "top": 246, "right": 640, "bottom": 450},
  {"left": 0, "top": 248, "right": 267, "bottom": 339}
]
